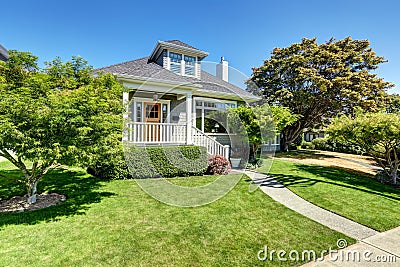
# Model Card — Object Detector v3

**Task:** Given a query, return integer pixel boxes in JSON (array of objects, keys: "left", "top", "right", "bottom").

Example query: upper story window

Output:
[
  {"left": 184, "top": 55, "right": 196, "bottom": 76},
  {"left": 169, "top": 52, "right": 182, "bottom": 74}
]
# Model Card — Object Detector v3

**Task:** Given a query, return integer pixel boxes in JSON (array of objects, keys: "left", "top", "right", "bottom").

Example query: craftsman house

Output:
[{"left": 98, "top": 40, "right": 260, "bottom": 158}]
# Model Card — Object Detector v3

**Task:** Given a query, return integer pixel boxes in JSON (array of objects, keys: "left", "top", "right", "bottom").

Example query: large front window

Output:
[{"left": 195, "top": 99, "right": 236, "bottom": 133}]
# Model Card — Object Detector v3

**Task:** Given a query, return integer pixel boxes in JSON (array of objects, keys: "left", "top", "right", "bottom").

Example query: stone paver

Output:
[{"left": 245, "top": 170, "right": 378, "bottom": 240}]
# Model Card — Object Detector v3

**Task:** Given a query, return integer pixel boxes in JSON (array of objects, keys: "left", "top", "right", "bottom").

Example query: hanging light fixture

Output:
[{"left": 153, "top": 93, "right": 159, "bottom": 101}]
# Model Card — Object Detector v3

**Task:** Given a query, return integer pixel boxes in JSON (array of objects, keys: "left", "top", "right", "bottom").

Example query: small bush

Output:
[
  {"left": 311, "top": 138, "right": 331, "bottom": 150},
  {"left": 207, "top": 154, "right": 231, "bottom": 175},
  {"left": 87, "top": 145, "right": 130, "bottom": 180},
  {"left": 311, "top": 138, "right": 365, "bottom": 155},
  {"left": 301, "top": 141, "right": 315, "bottom": 150}
]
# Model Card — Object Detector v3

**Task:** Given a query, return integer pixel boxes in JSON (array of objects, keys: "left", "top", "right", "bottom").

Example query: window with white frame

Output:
[
  {"left": 133, "top": 98, "right": 170, "bottom": 123},
  {"left": 184, "top": 55, "right": 195, "bottom": 76},
  {"left": 169, "top": 52, "right": 182, "bottom": 74},
  {"left": 195, "top": 99, "right": 236, "bottom": 133}
]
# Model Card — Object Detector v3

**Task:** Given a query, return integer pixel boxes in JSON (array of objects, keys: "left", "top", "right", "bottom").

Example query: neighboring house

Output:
[
  {"left": 304, "top": 129, "right": 325, "bottom": 142},
  {"left": 0, "top": 44, "right": 9, "bottom": 62},
  {"left": 98, "top": 40, "right": 260, "bottom": 158}
]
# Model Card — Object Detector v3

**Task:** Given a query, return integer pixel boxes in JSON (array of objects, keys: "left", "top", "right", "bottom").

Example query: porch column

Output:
[
  {"left": 186, "top": 92, "right": 193, "bottom": 144},
  {"left": 122, "top": 91, "right": 129, "bottom": 142}
]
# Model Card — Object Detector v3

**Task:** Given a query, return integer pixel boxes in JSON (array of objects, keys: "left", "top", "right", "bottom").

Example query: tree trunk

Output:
[
  {"left": 280, "top": 123, "right": 304, "bottom": 152},
  {"left": 391, "top": 168, "right": 398, "bottom": 185},
  {"left": 27, "top": 181, "right": 38, "bottom": 204},
  {"left": 280, "top": 135, "right": 289, "bottom": 152}
]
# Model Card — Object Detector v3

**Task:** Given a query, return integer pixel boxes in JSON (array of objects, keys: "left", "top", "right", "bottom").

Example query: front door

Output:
[{"left": 145, "top": 102, "right": 161, "bottom": 141}]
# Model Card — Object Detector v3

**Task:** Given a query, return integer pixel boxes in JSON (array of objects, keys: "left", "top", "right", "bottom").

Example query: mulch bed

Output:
[{"left": 0, "top": 193, "right": 66, "bottom": 213}]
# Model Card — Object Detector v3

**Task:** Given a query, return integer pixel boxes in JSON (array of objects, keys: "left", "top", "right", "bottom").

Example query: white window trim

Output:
[
  {"left": 132, "top": 97, "right": 171, "bottom": 123},
  {"left": 193, "top": 97, "right": 237, "bottom": 132},
  {"left": 167, "top": 51, "right": 198, "bottom": 78}
]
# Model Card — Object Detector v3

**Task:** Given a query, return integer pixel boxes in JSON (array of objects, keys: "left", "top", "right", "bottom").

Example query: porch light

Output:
[{"left": 153, "top": 94, "right": 159, "bottom": 101}]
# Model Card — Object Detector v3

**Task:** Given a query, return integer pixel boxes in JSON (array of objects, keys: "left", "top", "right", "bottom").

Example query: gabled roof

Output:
[
  {"left": 97, "top": 57, "right": 259, "bottom": 102},
  {"left": 0, "top": 44, "right": 9, "bottom": 62},
  {"left": 149, "top": 40, "right": 209, "bottom": 62},
  {"left": 164, "top": 40, "right": 200, "bottom": 51}
]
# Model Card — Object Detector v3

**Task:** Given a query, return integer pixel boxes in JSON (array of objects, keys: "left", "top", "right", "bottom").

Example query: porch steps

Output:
[{"left": 192, "top": 126, "right": 230, "bottom": 159}]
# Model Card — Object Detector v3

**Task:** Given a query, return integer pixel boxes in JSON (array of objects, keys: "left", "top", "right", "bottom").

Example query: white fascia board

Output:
[{"left": 119, "top": 75, "right": 199, "bottom": 95}]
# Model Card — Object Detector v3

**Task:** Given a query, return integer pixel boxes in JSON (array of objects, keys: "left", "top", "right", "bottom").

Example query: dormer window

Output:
[
  {"left": 184, "top": 55, "right": 195, "bottom": 76},
  {"left": 150, "top": 40, "right": 209, "bottom": 79},
  {"left": 169, "top": 52, "right": 182, "bottom": 74}
]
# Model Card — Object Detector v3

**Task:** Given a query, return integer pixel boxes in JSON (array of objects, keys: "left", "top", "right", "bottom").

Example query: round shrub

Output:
[
  {"left": 301, "top": 141, "right": 315, "bottom": 149},
  {"left": 207, "top": 154, "right": 231, "bottom": 175}
]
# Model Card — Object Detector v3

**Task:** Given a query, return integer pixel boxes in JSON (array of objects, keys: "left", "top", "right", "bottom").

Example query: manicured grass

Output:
[
  {"left": 259, "top": 159, "right": 400, "bottom": 232},
  {"left": 0, "top": 161, "right": 352, "bottom": 266}
]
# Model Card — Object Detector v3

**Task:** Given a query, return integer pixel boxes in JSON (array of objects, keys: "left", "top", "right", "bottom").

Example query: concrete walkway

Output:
[
  {"left": 245, "top": 170, "right": 378, "bottom": 240},
  {"left": 302, "top": 227, "right": 400, "bottom": 266},
  {"left": 244, "top": 170, "right": 399, "bottom": 266}
]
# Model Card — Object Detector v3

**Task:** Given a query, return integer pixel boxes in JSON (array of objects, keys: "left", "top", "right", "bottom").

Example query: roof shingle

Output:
[
  {"left": 164, "top": 40, "right": 200, "bottom": 51},
  {"left": 97, "top": 57, "right": 258, "bottom": 100}
]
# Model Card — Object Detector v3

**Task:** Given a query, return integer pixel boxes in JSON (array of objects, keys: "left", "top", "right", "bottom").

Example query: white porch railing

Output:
[
  {"left": 125, "top": 122, "right": 230, "bottom": 159},
  {"left": 127, "top": 122, "right": 187, "bottom": 144},
  {"left": 192, "top": 126, "right": 230, "bottom": 159}
]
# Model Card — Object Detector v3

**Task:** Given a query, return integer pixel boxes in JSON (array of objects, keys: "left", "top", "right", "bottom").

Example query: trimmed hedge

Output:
[
  {"left": 87, "top": 145, "right": 130, "bottom": 180},
  {"left": 125, "top": 145, "right": 208, "bottom": 178}
]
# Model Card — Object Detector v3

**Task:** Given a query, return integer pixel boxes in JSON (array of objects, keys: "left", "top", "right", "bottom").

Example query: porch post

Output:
[
  {"left": 186, "top": 92, "right": 193, "bottom": 144},
  {"left": 122, "top": 91, "right": 129, "bottom": 142}
]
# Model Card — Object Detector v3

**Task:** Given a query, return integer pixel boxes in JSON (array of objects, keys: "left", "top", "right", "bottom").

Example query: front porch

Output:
[{"left": 122, "top": 90, "right": 233, "bottom": 159}]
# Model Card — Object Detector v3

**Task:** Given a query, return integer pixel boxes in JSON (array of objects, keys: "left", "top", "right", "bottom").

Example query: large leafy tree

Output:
[
  {"left": 249, "top": 37, "right": 394, "bottom": 151},
  {"left": 327, "top": 112, "right": 400, "bottom": 185},
  {"left": 0, "top": 51, "right": 123, "bottom": 204}
]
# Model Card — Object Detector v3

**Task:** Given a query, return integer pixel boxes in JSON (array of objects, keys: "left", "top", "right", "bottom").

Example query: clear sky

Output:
[{"left": 1, "top": 0, "right": 399, "bottom": 93}]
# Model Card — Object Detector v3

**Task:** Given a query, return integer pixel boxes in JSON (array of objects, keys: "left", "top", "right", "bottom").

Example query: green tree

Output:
[
  {"left": 327, "top": 112, "right": 400, "bottom": 184},
  {"left": 383, "top": 93, "right": 400, "bottom": 114},
  {"left": 224, "top": 104, "right": 299, "bottom": 160},
  {"left": 0, "top": 51, "right": 123, "bottom": 203},
  {"left": 249, "top": 37, "right": 394, "bottom": 152}
]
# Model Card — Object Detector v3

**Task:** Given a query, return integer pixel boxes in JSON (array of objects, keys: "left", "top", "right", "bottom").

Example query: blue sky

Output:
[{"left": 1, "top": 0, "right": 399, "bottom": 93}]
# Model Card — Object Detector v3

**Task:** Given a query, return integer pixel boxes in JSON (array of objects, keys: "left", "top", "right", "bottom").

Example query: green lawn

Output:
[
  {"left": 259, "top": 159, "right": 400, "bottom": 232},
  {"left": 0, "top": 161, "right": 351, "bottom": 266}
]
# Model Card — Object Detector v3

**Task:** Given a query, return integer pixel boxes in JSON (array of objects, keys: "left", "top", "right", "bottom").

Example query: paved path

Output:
[
  {"left": 245, "top": 170, "right": 378, "bottom": 240},
  {"left": 244, "top": 170, "right": 399, "bottom": 266},
  {"left": 302, "top": 226, "right": 400, "bottom": 266}
]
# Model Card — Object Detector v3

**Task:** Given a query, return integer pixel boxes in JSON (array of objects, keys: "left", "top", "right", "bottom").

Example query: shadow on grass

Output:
[
  {"left": 270, "top": 164, "right": 400, "bottom": 201},
  {"left": 0, "top": 168, "right": 114, "bottom": 229}
]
